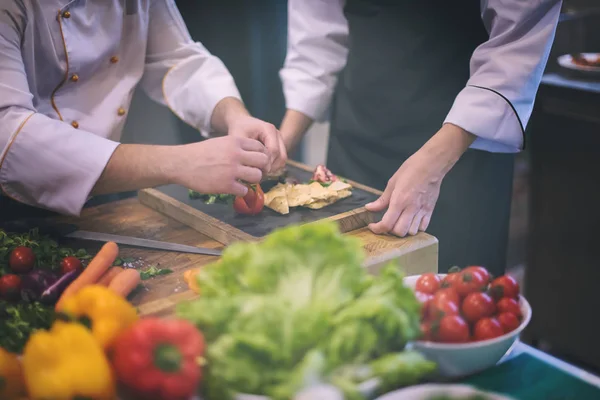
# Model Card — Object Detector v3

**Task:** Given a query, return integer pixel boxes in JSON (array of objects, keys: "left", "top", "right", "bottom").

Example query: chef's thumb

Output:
[{"left": 365, "top": 191, "right": 390, "bottom": 212}]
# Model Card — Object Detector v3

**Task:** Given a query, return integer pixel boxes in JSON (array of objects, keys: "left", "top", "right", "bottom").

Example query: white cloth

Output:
[
  {"left": 280, "top": 0, "right": 562, "bottom": 153},
  {"left": 0, "top": 0, "right": 241, "bottom": 215}
]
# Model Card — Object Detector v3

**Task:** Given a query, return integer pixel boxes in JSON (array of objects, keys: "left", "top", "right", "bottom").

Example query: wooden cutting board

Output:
[{"left": 138, "top": 161, "right": 382, "bottom": 245}]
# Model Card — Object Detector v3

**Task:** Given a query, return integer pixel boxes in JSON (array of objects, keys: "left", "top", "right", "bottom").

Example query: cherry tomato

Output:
[
  {"left": 496, "top": 297, "right": 522, "bottom": 318},
  {"left": 437, "top": 315, "right": 470, "bottom": 343},
  {"left": 473, "top": 317, "right": 504, "bottom": 341},
  {"left": 428, "top": 288, "right": 460, "bottom": 319},
  {"left": 463, "top": 266, "right": 491, "bottom": 285},
  {"left": 441, "top": 272, "right": 461, "bottom": 289},
  {"left": 415, "top": 291, "right": 433, "bottom": 319},
  {"left": 0, "top": 274, "right": 22, "bottom": 301},
  {"left": 233, "top": 184, "right": 265, "bottom": 215},
  {"left": 461, "top": 292, "right": 496, "bottom": 323},
  {"left": 415, "top": 273, "right": 441, "bottom": 295},
  {"left": 60, "top": 256, "right": 84, "bottom": 275},
  {"left": 455, "top": 270, "right": 487, "bottom": 298},
  {"left": 489, "top": 275, "right": 520, "bottom": 300},
  {"left": 497, "top": 312, "right": 521, "bottom": 334},
  {"left": 9, "top": 246, "right": 35, "bottom": 274}
]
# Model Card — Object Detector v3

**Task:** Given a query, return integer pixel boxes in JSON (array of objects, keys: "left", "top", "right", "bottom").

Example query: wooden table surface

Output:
[{"left": 53, "top": 198, "right": 439, "bottom": 317}]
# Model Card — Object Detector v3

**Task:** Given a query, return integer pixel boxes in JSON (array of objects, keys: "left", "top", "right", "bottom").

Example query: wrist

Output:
[
  {"left": 280, "top": 109, "right": 313, "bottom": 154},
  {"left": 419, "top": 123, "right": 476, "bottom": 175}
]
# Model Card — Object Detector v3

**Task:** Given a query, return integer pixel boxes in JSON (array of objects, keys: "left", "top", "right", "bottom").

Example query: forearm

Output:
[
  {"left": 91, "top": 144, "right": 179, "bottom": 195},
  {"left": 209, "top": 97, "right": 250, "bottom": 134},
  {"left": 280, "top": 109, "right": 314, "bottom": 154}
]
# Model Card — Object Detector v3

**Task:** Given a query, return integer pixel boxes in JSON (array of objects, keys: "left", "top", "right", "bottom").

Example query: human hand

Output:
[
  {"left": 173, "top": 136, "right": 269, "bottom": 197},
  {"left": 228, "top": 115, "right": 287, "bottom": 174},
  {"left": 365, "top": 123, "right": 475, "bottom": 237}
]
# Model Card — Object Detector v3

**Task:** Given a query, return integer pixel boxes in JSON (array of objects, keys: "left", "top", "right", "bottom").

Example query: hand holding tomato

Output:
[{"left": 233, "top": 184, "right": 265, "bottom": 215}]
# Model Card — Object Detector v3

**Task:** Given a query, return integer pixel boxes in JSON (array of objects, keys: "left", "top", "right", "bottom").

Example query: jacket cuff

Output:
[
  {"left": 162, "top": 52, "right": 242, "bottom": 136},
  {"left": 280, "top": 68, "right": 334, "bottom": 122},
  {"left": 444, "top": 85, "right": 525, "bottom": 153}
]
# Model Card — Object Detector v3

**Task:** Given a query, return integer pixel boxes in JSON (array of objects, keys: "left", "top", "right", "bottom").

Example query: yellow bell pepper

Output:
[
  {"left": 59, "top": 285, "right": 139, "bottom": 349},
  {"left": 23, "top": 322, "right": 116, "bottom": 400},
  {"left": 0, "top": 347, "right": 26, "bottom": 399}
]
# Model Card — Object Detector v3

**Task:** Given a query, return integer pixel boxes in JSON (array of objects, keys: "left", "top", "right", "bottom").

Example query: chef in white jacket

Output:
[
  {"left": 279, "top": 0, "right": 562, "bottom": 274},
  {"left": 0, "top": 0, "right": 286, "bottom": 217}
]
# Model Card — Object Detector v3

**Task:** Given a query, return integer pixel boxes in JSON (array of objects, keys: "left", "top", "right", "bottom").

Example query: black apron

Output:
[{"left": 328, "top": 0, "right": 515, "bottom": 276}]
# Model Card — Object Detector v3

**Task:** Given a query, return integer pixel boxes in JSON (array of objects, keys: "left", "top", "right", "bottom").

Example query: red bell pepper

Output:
[
  {"left": 111, "top": 318, "right": 205, "bottom": 400},
  {"left": 233, "top": 183, "right": 264, "bottom": 215}
]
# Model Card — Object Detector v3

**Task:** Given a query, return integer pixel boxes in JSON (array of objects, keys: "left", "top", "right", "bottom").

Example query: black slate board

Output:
[{"left": 154, "top": 165, "right": 379, "bottom": 238}]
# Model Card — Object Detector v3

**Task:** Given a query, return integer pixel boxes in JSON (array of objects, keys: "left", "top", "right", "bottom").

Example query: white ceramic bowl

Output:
[
  {"left": 375, "top": 383, "right": 515, "bottom": 400},
  {"left": 404, "top": 274, "right": 531, "bottom": 379}
]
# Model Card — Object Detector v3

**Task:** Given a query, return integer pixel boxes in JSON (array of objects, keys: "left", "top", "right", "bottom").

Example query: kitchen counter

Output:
[{"left": 51, "top": 197, "right": 439, "bottom": 318}]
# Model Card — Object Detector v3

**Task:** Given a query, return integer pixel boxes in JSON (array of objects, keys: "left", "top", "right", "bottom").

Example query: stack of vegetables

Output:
[
  {"left": 1, "top": 241, "right": 205, "bottom": 400},
  {"left": 0, "top": 229, "right": 144, "bottom": 354},
  {"left": 177, "top": 221, "right": 437, "bottom": 400}
]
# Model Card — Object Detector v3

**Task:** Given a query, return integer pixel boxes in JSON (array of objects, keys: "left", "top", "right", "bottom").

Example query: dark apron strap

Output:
[{"left": 328, "top": 0, "right": 515, "bottom": 275}]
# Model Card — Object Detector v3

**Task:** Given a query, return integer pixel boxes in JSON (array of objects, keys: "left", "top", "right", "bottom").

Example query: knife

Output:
[{"left": 1, "top": 220, "right": 222, "bottom": 256}]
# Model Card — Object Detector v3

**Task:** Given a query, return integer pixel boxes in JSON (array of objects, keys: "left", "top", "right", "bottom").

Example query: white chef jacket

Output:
[
  {"left": 0, "top": 0, "right": 242, "bottom": 216},
  {"left": 280, "top": 0, "right": 562, "bottom": 153}
]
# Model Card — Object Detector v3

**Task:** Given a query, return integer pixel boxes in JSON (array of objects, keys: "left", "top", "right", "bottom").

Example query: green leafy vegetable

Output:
[
  {"left": 0, "top": 300, "right": 55, "bottom": 353},
  {"left": 176, "top": 222, "right": 435, "bottom": 400},
  {"left": 188, "top": 190, "right": 234, "bottom": 204},
  {"left": 140, "top": 265, "right": 174, "bottom": 280}
]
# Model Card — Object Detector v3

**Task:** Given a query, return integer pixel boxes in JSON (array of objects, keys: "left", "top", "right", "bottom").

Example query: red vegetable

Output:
[
  {"left": 455, "top": 270, "right": 487, "bottom": 298},
  {"left": 0, "top": 274, "right": 22, "bottom": 301},
  {"left": 473, "top": 317, "right": 504, "bottom": 341},
  {"left": 415, "top": 273, "right": 441, "bottom": 295},
  {"left": 9, "top": 246, "right": 35, "bottom": 274},
  {"left": 437, "top": 315, "right": 470, "bottom": 343},
  {"left": 428, "top": 288, "right": 460, "bottom": 319},
  {"left": 496, "top": 297, "right": 522, "bottom": 318},
  {"left": 60, "top": 256, "right": 84, "bottom": 275},
  {"left": 233, "top": 184, "right": 265, "bottom": 216},
  {"left": 111, "top": 318, "right": 205, "bottom": 400},
  {"left": 461, "top": 292, "right": 496, "bottom": 323},
  {"left": 441, "top": 271, "right": 461, "bottom": 289},
  {"left": 497, "top": 312, "right": 521, "bottom": 333},
  {"left": 463, "top": 266, "right": 491, "bottom": 285},
  {"left": 415, "top": 291, "right": 433, "bottom": 319},
  {"left": 490, "top": 275, "right": 520, "bottom": 300}
]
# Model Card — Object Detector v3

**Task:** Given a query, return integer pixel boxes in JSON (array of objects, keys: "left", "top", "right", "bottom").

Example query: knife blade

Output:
[{"left": 64, "top": 230, "right": 222, "bottom": 256}]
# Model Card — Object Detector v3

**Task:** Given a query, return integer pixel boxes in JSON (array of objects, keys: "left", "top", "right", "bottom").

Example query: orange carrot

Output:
[
  {"left": 108, "top": 269, "right": 141, "bottom": 298},
  {"left": 97, "top": 267, "right": 124, "bottom": 286},
  {"left": 56, "top": 241, "right": 119, "bottom": 310}
]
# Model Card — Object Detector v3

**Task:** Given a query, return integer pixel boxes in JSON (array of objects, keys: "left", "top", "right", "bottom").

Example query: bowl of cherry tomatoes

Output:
[{"left": 404, "top": 266, "right": 531, "bottom": 378}]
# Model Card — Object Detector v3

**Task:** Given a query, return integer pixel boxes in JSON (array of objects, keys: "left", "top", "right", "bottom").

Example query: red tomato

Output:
[
  {"left": 455, "top": 270, "right": 487, "bottom": 298},
  {"left": 463, "top": 266, "right": 491, "bottom": 285},
  {"left": 428, "top": 288, "right": 460, "bottom": 319},
  {"left": 415, "top": 291, "right": 433, "bottom": 319},
  {"left": 0, "top": 274, "right": 22, "bottom": 301},
  {"left": 416, "top": 273, "right": 441, "bottom": 295},
  {"left": 497, "top": 312, "right": 521, "bottom": 334},
  {"left": 60, "top": 256, "right": 84, "bottom": 275},
  {"left": 441, "top": 272, "right": 461, "bottom": 289},
  {"left": 437, "top": 315, "right": 470, "bottom": 343},
  {"left": 489, "top": 275, "right": 520, "bottom": 300},
  {"left": 473, "top": 317, "right": 504, "bottom": 341},
  {"left": 461, "top": 292, "right": 496, "bottom": 323},
  {"left": 9, "top": 246, "right": 35, "bottom": 274},
  {"left": 496, "top": 297, "right": 522, "bottom": 318},
  {"left": 233, "top": 184, "right": 265, "bottom": 215}
]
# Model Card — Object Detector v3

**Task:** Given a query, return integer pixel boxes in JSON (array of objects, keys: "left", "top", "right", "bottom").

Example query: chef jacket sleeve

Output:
[
  {"left": 0, "top": 8, "right": 119, "bottom": 216},
  {"left": 444, "top": 0, "right": 562, "bottom": 152},
  {"left": 140, "top": 0, "right": 242, "bottom": 136},
  {"left": 279, "top": 0, "right": 349, "bottom": 122}
]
